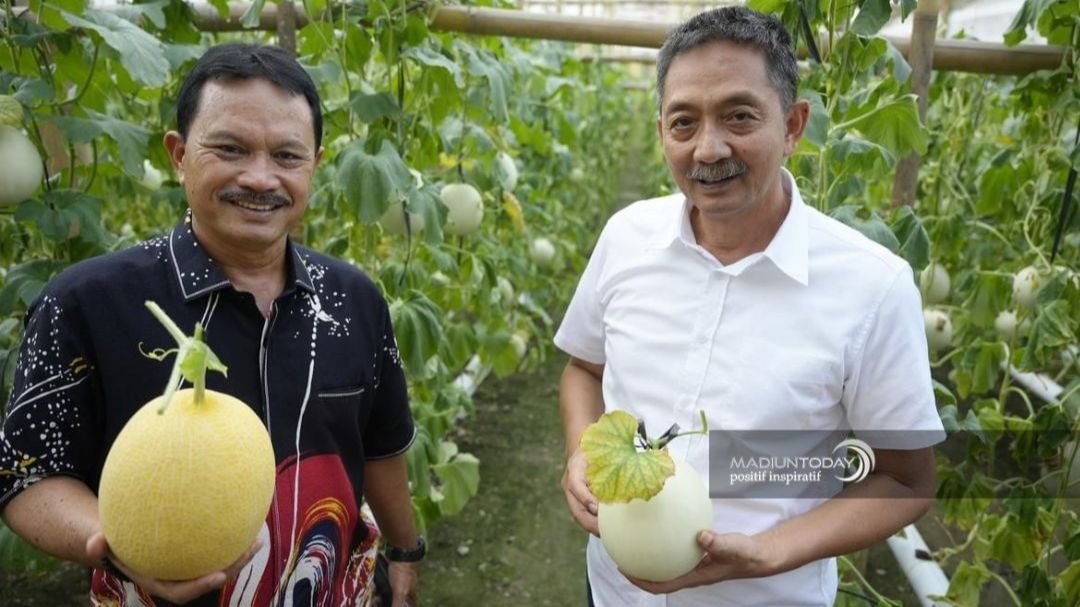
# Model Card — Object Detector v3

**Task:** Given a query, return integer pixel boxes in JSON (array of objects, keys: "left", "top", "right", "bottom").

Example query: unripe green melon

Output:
[{"left": 98, "top": 388, "right": 275, "bottom": 580}]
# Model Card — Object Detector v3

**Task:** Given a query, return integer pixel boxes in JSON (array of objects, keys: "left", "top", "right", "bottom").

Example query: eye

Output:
[
  {"left": 731, "top": 111, "right": 756, "bottom": 123},
  {"left": 217, "top": 144, "right": 243, "bottom": 155},
  {"left": 670, "top": 116, "right": 694, "bottom": 130}
]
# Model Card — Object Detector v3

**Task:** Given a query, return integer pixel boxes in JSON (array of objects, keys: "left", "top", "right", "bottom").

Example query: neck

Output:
[
  {"left": 190, "top": 219, "right": 288, "bottom": 317},
  {"left": 689, "top": 176, "right": 791, "bottom": 266}
]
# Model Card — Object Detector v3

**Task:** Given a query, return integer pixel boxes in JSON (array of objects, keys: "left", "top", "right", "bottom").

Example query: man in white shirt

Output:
[{"left": 555, "top": 6, "right": 945, "bottom": 606}]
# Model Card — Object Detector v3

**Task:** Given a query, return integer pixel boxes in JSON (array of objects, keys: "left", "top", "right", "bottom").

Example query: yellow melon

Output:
[{"left": 97, "top": 302, "right": 275, "bottom": 580}]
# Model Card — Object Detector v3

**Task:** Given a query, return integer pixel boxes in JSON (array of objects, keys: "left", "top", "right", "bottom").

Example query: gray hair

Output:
[{"left": 656, "top": 6, "right": 798, "bottom": 113}]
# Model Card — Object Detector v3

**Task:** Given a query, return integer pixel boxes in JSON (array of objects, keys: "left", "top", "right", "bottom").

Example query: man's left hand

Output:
[
  {"left": 388, "top": 561, "right": 419, "bottom": 607},
  {"left": 625, "top": 530, "right": 779, "bottom": 594}
]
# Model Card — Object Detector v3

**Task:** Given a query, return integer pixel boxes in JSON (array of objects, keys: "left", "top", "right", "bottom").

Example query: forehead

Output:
[
  {"left": 190, "top": 78, "right": 315, "bottom": 144},
  {"left": 662, "top": 41, "right": 777, "bottom": 113}
]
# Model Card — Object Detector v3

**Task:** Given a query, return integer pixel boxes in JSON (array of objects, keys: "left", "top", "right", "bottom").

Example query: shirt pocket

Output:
[
  {"left": 313, "top": 384, "right": 370, "bottom": 445},
  {"left": 731, "top": 339, "right": 843, "bottom": 428}
]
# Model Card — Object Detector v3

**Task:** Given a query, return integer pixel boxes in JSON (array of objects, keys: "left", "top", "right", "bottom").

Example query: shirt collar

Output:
[
  {"left": 167, "top": 212, "right": 316, "bottom": 302},
  {"left": 648, "top": 168, "right": 809, "bottom": 285}
]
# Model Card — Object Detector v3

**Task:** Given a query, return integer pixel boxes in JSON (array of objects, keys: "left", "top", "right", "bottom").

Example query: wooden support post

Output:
[
  {"left": 276, "top": 0, "right": 298, "bottom": 56},
  {"left": 891, "top": 0, "right": 938, "bottom": 208}
]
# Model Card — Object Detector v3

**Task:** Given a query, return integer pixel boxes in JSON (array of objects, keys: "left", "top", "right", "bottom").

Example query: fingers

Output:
[
  {"left": 85, "top": 532, "right": 110, "bottom": 562},
  {"left": 562, "top": 450, "right": 600, "bottom": 535}
]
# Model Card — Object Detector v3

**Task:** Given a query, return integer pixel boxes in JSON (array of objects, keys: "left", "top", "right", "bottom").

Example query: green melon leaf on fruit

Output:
[
  {"left": 580, "top": 410, "right": 675, "bottom": 504},
  {"left": 0, "top": 96, "right": 23, "bottom": 127}
]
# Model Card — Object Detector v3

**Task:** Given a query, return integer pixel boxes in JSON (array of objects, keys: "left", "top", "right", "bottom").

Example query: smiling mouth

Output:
[
  {"left": 219, "top": 190, "right": 291, "bottom": 212},
  {"left": 229, "top": 199, "right": 283, "bottom": 212}
]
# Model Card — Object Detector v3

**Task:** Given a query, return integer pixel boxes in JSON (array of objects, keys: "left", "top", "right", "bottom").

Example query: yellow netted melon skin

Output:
[{"left": 98, "top": 388, "right": 275, "bottom": 580}]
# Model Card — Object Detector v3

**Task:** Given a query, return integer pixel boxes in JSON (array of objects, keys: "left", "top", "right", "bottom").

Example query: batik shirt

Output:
[{"left": 0, "top": 215, "right": 415, "bottom": 606}]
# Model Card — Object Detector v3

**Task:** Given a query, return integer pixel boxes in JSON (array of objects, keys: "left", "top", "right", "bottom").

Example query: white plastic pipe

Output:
[{"left": 887, "top": 525, "right": 951, "bottom": 607}]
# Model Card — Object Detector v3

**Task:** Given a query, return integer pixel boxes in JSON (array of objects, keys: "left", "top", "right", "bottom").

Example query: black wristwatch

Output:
[{"left": 385, "top": 536, "right": 426, "bottom": 563}]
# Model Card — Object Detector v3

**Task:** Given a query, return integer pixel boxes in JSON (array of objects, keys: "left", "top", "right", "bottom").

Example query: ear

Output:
[
  {"left": 313, "top": 146, "right": 324, "bottom": 170},
  {"left": 782, "top": 99, "right": 810, "bottom": 157},
  {"left": 163, "top": 131, "right": 186, "bottom": 185},
  {"left": 656, "top": 116, "right": 663, "bottom": 141}
]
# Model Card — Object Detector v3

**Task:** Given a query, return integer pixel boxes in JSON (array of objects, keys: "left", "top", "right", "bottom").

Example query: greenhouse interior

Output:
[{"left": 0, "top": 0, "right": 1077, "bottom": 605}]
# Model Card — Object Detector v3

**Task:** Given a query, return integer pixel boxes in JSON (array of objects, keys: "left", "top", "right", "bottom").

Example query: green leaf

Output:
[
  {"left": 966, "top": 272, "right": 1012, "bottom": 328},
  {"left": 388, "top": 291, "right": 444, "bottom": 378},
  {"left": 86, "top": 111, "right": 151, "bottom": 178},
  {"left": 882, "top": 40, "right": 912, "bottom": 83},
  {"left": 939, "top": 404, "right": 988, "bottom": 443},
  {"left": 851, "top": 0, "right": 893, "bottom": 35},
  {"left": 338, "top": 140, "right": 414, "bottom": 223},
  {"left": 1060, "top": 560, "right": 1080, "bottom": 605},
  {"left": 947, "top": 561, "right": 991, "bottom": 605},
  {"left": 403, "top": 45, "right": 465, "bottom": 88},
  {"left": 0, "top": 260, "right": 62, "bottom": 315},
  {"left": 746, "top": 0, "right": 789, "bottom": 14},
  {"left": 432, "top": 452, "right": 479, "bottom": 517},
  {"left": 0, "top": 96, "right": 23, "bottom": 127},
  {"left": 987, "top": 514, "right": 1042, "bottom": 572},
  {"left": 1022, "top": 300, "right": 1075, "bottom": 369},
  {"left": 889, "top": 206, "right": 929, "bottom": 270},
  {"left": 11, "top": 77, "right": 55, "bottom": 105},
  {"left": 1018, "top": 563, "right": 1054, "bottom": 604},
  {"left": 350, "top": 92, "right": 401, "bottom": 123},
  {"left": 899, "top": 0, "right": 918, "bottom": 20},
  {"left": 838, "top": 94, "right": 928, "bottom": 158},
  {"left": 800, "top": 89, "right": 828, "bottom": 149},
  {"left": 61, "top": 9, "right": 169, "bottom": 87},
  {"left": 408, "top": 184, "right": 445, "bottom": 245},
  {"left": 828, "top": 206, "right": 900, "bottom": 252},
  {"left": 454, "top": 40, "right": 511, "bottom": 123},
  {"left": 239, "top": 0, "right": 268, "bottom": 29},
  {"left": 579, "top": 410, "right": 675, "bottom": 504}
]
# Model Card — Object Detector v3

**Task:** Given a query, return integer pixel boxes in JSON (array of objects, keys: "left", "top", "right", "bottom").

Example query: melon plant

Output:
[
  {"left": 0, "top": 96, "right": 43, "bottom": 207},
  {"left": 379, "top": 200, "right": 425, "bottom": 235},
  {"left": 98, "top": 301, "right": 275, "bottom": 580},
  {"left": 581, "top": 410, "right": 710, "bottom": 582},
  {"left": 440, "top": 183, "right": 483, "bottom": 235}
]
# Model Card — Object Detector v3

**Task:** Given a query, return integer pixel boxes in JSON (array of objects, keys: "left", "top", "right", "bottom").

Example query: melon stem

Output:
[{"left": 144, "top": 301, "right": 228, "bottom": 414}]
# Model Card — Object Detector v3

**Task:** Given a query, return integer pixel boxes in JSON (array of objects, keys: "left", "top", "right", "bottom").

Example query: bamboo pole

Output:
[
  {"left": 427, "top": 6, "right": 1065, "bottom": 75},
  {"left": 10, "top": 3, "right": 1068, "bottom": 75},
  {"left": 891, "top": 0, "right": 938, "bottom": 208}
]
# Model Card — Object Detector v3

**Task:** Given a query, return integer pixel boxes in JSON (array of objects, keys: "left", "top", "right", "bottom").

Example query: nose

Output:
[
  {"left": 235, "top": 153, "right": 281, "bottom": 192},
  {"left": 693, "top": 122, "right": 732, "bottom": 165}
]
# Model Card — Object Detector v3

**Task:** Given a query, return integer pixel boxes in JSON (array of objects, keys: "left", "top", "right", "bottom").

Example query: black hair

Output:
[
  {"left": 656, "top": 7, "right": 798, "bottom": 112},
  {"left": 176, "top": 43, "right": 322, "bottom": 148}
]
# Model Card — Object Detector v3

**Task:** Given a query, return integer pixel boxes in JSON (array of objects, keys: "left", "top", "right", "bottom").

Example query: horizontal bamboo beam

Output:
[
  {"left": 430, "top": 6, "right": 1067, "bottom": 75},
  {"left": 12, "top": 3, "right": 1069, "bottom": 75}
]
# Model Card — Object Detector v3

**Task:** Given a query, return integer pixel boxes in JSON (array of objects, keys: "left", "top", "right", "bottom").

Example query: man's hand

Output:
[
  {"left": 85, "top": 532, "right": 262, "bottom": 604},
  {"left": 388, "top": 561, "right": 420, "bottom": 606},
  {"left": 625, "top": 530, "right": 779, "bottom": 594},
  {"left": 562, "top": 448, "right": 599, "bottom": 535}
]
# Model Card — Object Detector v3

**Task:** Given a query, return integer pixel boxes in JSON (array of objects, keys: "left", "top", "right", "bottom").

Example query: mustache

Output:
[
  {"left": 686, "top": 159, "right": 748, "bottom": 181},
  {"left": 218, "top": 189, "right": 292, "bottom": 208}
]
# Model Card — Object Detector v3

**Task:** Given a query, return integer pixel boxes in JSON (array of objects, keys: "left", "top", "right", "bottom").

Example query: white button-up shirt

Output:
[{"left": 554, "top": 171, "right": 945, "bottom": 607}]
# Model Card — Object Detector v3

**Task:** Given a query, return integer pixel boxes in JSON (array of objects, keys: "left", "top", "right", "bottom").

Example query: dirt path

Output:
[{"left": 423, "top": 355, "right": 588, "bottom": 606}]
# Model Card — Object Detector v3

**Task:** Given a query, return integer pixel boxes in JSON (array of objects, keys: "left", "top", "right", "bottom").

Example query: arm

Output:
[
  {"left": 2, "top": 476, "right": 254, "bottom": 602},
  {"left": 559, "top": 356, "right": 605, "bottom": 535},
  {"left": 2, "top": 476, "right": 101, "bottom": 567},
  {"left": 630, "top": 447, "right": 936, "bottom": 593},
  {"left": 365, "top": 454, "right": 421, "bottom": 607}
]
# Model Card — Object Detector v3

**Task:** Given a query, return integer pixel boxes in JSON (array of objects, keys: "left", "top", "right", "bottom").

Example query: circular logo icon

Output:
[{"left": 833, "top": 438, "right": 876, "bottom": 483}]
